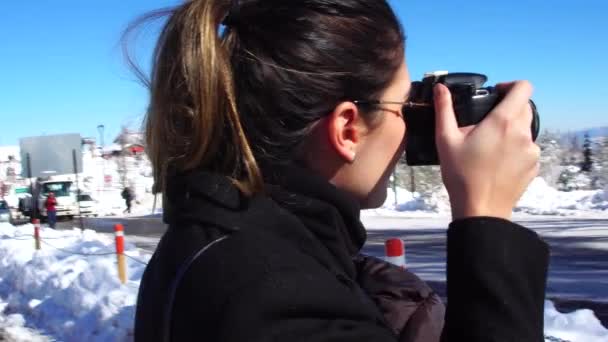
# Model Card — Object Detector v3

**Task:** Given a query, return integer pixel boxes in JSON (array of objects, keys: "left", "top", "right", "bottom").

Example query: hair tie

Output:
[{"left": 222, "top": 0, "right": 240, "bottom": 27}]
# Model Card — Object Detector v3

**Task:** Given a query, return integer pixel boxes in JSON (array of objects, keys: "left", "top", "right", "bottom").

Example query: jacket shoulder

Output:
[{"left": 169, "top": 225, "right": 396, "bottom": 341}]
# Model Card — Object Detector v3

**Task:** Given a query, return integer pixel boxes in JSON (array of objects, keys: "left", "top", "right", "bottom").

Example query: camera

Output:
[{"left": 403, "top": 71, "right": 540, "bottom": 166}]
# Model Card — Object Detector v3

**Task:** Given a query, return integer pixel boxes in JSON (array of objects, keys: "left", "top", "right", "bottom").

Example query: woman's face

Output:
[
  {"left": 351, "top": 61, "right": 410, "bottom": 208},
  {"left": 305, "top": 60, "right": 410, "bottom": 209}
]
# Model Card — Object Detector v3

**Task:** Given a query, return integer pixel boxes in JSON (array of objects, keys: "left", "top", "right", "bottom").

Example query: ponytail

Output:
[{"left": 126, "top": 0, "right": 263, "bottom": 195}]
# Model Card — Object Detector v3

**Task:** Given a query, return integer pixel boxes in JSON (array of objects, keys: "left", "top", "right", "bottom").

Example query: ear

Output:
[{"left": 326, "top": 101, "right": 364, "bottom": 163}]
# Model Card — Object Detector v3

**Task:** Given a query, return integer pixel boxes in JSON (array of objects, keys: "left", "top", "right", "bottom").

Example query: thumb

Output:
[{"left": 433, "top": 83, "right": 459, "bottom": 143}]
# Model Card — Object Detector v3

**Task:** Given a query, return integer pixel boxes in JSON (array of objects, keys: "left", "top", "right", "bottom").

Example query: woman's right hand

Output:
[{"left": 433, "top": 81, "right": 540, "bottom": 220}]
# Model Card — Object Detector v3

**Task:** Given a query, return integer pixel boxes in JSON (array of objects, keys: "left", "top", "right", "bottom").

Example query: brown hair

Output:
[{"left": 125, "top": 0, "right": 405, "bottom": 195}]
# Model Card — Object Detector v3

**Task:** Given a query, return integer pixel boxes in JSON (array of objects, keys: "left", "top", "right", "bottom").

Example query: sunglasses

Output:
[{"left": 352, "top": 100, "right": 431, "bottom": 119}]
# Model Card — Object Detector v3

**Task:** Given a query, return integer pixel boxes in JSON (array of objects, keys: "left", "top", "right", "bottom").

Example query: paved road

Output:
[{"left": 361, "top": 215, "right": 608, "bottom": 327}]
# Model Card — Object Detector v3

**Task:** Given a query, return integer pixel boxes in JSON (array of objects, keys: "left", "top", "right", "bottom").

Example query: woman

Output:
[{"left": 133, "top": 0, "right": 549, "bottom": 341}]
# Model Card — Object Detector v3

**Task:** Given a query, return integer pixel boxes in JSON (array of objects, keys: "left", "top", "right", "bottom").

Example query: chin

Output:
[{"left": 361, "top": 187, "right": 388, "bottom": 210}]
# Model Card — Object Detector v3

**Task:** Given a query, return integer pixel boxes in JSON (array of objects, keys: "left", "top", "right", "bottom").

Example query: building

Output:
[{"left": 113, "top": 128, "right": 145, "bottom": 156}]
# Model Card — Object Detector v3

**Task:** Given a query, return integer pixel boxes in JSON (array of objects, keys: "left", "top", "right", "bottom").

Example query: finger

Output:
[
  {"left": 492, "top": 81, "right": 534, "bottom": 119},
  {"left": 521, "top": 102, "right": 534, "bottom": 136},
  {"left": 434, "top": 84, "right": 459, "bottom": 143},
  {"left": 494, "top": 81, "right": 517, "bottom": 95}
]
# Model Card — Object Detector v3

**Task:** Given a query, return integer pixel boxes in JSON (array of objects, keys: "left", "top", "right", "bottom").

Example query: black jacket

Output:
[{"left": 134, "top": 165, "right": 549, "bottom": 341}]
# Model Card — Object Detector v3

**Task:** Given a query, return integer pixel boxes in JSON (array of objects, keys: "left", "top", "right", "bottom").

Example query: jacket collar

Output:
[
  {"left": 163, "top": 169, "right": 244, "bottom": 228},
  {"left": 264, "top": 163, "right": 367, "bottom": 256},
  {"left": 164, "top": 164, "right": 367, "bottom": 258}
]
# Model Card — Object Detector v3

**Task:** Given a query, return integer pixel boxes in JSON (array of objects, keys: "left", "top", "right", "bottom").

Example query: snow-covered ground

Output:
[
  {"left": 0, "top": 220, "right": 607, "bottom": 342},
  {"left": 0, "top": 222, "right": 150, "bottom": 341},
  {"left": 545, "top": 301, "right": 608, "bottom": 342},
  {"left": 367, "top": 177, "right": 608, "bottom": 218}
]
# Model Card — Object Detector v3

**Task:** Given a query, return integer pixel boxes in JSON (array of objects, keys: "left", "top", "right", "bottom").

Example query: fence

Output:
[{"left": 1, "top": 219, "right": 148, "bottom": 286}]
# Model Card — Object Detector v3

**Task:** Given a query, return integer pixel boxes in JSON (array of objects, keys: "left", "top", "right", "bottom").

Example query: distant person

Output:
[
  {"left": 133, "top": 1, "right": 548, "bottom": 341},
  {"left": 121, "top": 187, "right": 133, "bottom": 214},
  {"left": 45, "top": 192, "right": 57, "bottom": 229}
]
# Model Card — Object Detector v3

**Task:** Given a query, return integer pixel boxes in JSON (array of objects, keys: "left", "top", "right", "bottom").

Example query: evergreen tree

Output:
[
  {"left": 591, "top": 136, "right": 608, "bottom": 189},
  {"left": 411, "top": 165, "right": 443, "bottom": 195},
  {"left": 557, "top": 165, "right": 591, "bottom": 191},
  {"left": 562, "top": 133, "right": 582, "bottom": 166},
  {"left": 581, "top": 132, "right": 593, "bottom": 172},
  {"left": 537, "top": 130, "right": 563, "bottom": 187}
]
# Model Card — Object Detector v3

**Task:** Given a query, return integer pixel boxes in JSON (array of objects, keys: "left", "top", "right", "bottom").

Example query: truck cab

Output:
[{"left": 38, "top": 180, "right": 78, "bottom": 219}]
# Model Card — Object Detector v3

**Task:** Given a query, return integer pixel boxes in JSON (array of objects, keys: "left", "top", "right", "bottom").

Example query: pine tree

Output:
[
  {"left": 537, "top": 130, "right": 563, "bottom": 187},
  {"left": 581, "top": 132, "right": 593, "bottom": 172},
  {"left": 591, "top": 136, "right": 608, "bottom": 189},
  {"left": 562, "top": 133, "right": 582, "bottom": 166},
  {"left": 411, "top": 165, "right": 443, "bottom": 195},
  {"left": 557, "top": 165, "right": 591, "bottom": 191}
]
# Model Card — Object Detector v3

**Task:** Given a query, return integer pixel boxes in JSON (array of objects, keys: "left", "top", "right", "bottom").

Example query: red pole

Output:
[
  {"left": 384, "top": 238, "right": 406, "bottom": 269},
  {"left": 33, "top": 218, "right": 41, "bottom": 250},
  {"left": 114, "top": 224, "right": 127, "bottom": 284}
]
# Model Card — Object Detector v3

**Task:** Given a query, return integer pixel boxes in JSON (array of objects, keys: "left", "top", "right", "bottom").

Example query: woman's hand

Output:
[{"left": 433, "top": 81, "right": 540, "bottom": 220}]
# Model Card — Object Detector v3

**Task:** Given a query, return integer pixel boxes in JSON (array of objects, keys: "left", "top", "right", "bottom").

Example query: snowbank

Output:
[
  {"left": 0, "top": 303, "right": 50, "bottom": 342},
  {"left": 365, "top": 178, "right": 608, "bottom": 218},
  {"left": 544, "top": 301, "right": 608, "bottom": 341},
  {"left": 364, "top": 186, "right": 451, "bottom": 218},
  {"left": 0, "top": 222, "right": 149, "bottom": 342},
  {"left": 79, "top": 149, "right": 162, "bottom": 218},
  {"left": 92, "top": 189, "right": 162, "bottom": 217},
  {"left": 517, "top": 178, "right": 608, "bottom": 215},
  {"left": 0, "top": 222, "right": 606, "bottom": 341}
]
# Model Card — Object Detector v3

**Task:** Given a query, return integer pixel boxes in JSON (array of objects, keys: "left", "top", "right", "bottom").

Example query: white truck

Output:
[{"left": 38, "top": 178, "right": 79, "bottom": 219}]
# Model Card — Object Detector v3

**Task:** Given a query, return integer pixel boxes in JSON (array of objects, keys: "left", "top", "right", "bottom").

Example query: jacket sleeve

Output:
[{"left": 443, "top": 217, "right": 549, "bottom": 341}]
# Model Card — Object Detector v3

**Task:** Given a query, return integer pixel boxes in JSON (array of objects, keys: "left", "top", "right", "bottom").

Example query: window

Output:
[
  {"left": 41, "top": 182, "right": 72, "bottom": 197},
  {"left": 78, "top": 194, "right": 93, "bottom": 202}
]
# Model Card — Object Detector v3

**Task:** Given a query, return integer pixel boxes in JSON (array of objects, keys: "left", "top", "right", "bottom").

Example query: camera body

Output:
[{"left": 404, "top": 71, "right": 540, "bottom": 166}]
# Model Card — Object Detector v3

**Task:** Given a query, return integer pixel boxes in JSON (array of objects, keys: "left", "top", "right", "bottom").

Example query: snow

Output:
[
  {"left": 4, "top": 145, "right": 607, "bottom": 219},
  {"left": 0, "top": 306, "right": 50, "bottom": 342},
  {"left": 364, "top": 177, "right": 608, "bottom": 218},
  {"left": 517, "top": 177, "right": 608, "bottom": 215},
  {"left": 0, "top": 222, "right": 150, "bottom": 341},
  {"left": 545, "top": 301, "right": 608, "bottom": 341},
  {"left": 0, "top": 220, "right": 607, "bottom": 341},
  {"left": 0, "top": 146, "right": 20, "bottom": 163},
  {"left": 79, "top": 148, "right": 161, "bottom": 217}
]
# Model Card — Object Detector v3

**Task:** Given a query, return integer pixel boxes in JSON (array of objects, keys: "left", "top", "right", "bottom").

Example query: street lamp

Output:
[
  {"left": 96, "top": 124, "right": 105, "bottom": 148},
  {"left": 96, "top": 124, "right": 106, "bottom": 197}
]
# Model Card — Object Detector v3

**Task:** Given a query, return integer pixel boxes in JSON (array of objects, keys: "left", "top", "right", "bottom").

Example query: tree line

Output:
[{"left": 390, "top": 130, "right": 608, "bottom": 201}]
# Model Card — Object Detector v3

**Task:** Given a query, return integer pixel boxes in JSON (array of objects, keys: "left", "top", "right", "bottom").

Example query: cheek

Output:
[
  {"left": 368, "top": 121, "right": 405, "bottom": 172},
  {"left": 385, "top": 119, "right": 406, "bottom": 157}
]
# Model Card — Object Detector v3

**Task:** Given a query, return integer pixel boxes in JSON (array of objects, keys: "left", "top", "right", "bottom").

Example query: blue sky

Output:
[{"left": 1, "top": 0, "right": 606, "bottom": 146}]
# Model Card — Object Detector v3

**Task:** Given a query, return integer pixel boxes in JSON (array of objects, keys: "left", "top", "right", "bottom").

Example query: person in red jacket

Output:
[{"left": 45, "top": 192, "right": 57, "bottom": 229}]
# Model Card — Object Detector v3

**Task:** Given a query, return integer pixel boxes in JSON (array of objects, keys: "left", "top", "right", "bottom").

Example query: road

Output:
[
  {"left": 49, "top": 214, "right": 608, "bottom": 327},
  {"left": 362, "top": 215, "right": 608, "bottom": 327}
]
